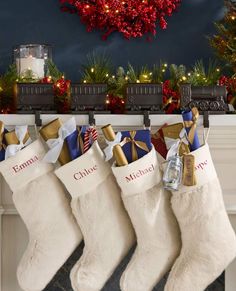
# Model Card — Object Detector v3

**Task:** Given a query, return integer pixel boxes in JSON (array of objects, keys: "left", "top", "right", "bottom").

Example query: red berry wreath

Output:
[{"left": 60, "top": 0, "right": 181, "bottom": 39}]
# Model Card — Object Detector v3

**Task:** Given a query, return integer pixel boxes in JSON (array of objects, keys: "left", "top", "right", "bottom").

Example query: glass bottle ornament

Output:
[{"left": 163, "top": 155, "right": 183, "bottom": 191}]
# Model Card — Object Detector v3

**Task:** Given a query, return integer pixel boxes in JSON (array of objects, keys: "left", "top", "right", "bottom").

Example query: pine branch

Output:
[
  {"left": 46, "top": 59, "right": 64, "bottom": 81},
  {"left": 81, "top": 51, "right": 112, "bottom": 83},
  {"left": 126, "top": 63, "right": 138, "bottom": 83},
  {"left": 152, "top": 61, "right": 167, "bottom": 83}
]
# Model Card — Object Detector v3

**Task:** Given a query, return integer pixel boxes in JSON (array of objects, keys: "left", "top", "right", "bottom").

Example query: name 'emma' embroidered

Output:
[
  {"left": 12, "top": 156, "right": 39, "bottom": 173},
  {"left": 125, "top": 164, "right": 155, "bottom": 182},
  {"left": 74, "top": 165, "right": 98, "bottom": 180}
]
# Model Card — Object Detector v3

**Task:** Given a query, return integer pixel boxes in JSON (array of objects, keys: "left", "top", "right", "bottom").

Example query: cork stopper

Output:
[{"left": 101, "top": 124, "right": 116, "bottom": 141}]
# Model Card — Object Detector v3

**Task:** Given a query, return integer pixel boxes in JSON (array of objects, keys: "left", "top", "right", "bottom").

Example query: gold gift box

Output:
[
  {"left": 5, "top": 131, "right": 30, "bottom": 145},
  {"left": 39, "top": 118, "right": 71, "bottom": 165},
  {"left": 162, "top": 123, "right": 190, "bottom": 156}
]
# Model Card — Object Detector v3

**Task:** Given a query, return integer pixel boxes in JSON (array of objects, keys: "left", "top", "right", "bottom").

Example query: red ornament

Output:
[
  {"left": 219, "top": 75, "right": 236, "bottom": 104},
  {"left": 106, "top": 94, "right": 125, "bottom": 113},
  {"left": 60, "top": 0, "right": 181, "bottom": 39},
  {"left": 39, "top": 77, "right": 53, "bottom": 84},
  {"left": 53, "top": 77, "right": 71, "bottom": 113},
  {"left": 162, "top": 80, "right": 180, "bottom": 114},
  {"left": 53, "top": 78, "right": 71, "bottom": 96}
]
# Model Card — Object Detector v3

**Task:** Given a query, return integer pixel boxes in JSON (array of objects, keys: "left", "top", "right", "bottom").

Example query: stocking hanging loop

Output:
[{"left": 143, "top": 111, "right": 151, "bottom": 130}]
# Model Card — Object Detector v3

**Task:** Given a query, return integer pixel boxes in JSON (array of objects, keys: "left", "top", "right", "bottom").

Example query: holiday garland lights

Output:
[
  {"left": 0, "top": 59, "right": 235, "bottom": 114},
  {"left": 60, "top": 0, "right": 181, "bottom": 39}
]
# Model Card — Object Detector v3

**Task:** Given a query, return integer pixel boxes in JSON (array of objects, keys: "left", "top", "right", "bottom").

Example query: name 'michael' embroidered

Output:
[
  {"left": 12, "top": 156, "right": 39, "bottom": 173},
  {"left": 73, "top": 165, "right": 98, "bottom": 180},
  {"left": 125, "top": 164, "right": 155, "bottom": 182}
]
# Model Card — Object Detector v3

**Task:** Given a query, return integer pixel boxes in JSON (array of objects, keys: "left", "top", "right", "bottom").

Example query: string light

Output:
[
  {"left": 125, "top": 76, "right": 129, "bottom": 80},
  {"left": 106, "top": 73, "right": 109, "bottom": 77},
  {"left": 182, "top": 76, "right": 187, "bottom": 81},
  {"left": 187, "top": 72, "right": 191, "bottom": 76},
  {"left": 162, "top": 69, "right": 165, "bottom": 72},
  {"left": 136, "top": 80, "right": 140, "bottom": 83},
  {"left": 112, "top": 75, "right": 115, "bottom": 79},
  {"left": 164, "top": 63, "right": 168, "bottom": 67},
  {"left": 91, "top": 68, "right": 95, "bottom": 73},
  {"left": 216, "top": 68, "right": 220, "bottom": 72},
  {"left": 83, "top": 80, "right": 87, "bottom": 83},
  {"left": 231, "top": 16, "right": 235, "bottom": 20}
]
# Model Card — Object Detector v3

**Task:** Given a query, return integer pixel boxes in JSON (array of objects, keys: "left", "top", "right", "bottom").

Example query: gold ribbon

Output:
[
  {"left": 184, "top": 107, "right": 199, "bottom": 145},
  {"left": 77, "top": 127, "right": 84, "bottom": 155},
  {"left": 120, "top": 130, "right": 150, "bottom": 161},
  {"left": 0, "top": 121, "right": 6, "bottom": 151}
]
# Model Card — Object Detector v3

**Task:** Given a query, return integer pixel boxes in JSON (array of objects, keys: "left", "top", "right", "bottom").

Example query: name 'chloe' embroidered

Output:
[
  {"left": 195, "top": 160, "right": 208, "bottom": 171},
  {"left": 12, "top": 156, "right": 39, "bottom": 173},
  {"left": 73, "top": 165, "right": 98, "bottom": 180},
  {"left": 125, "top": 164, "right": 155, "bottom": 182}
]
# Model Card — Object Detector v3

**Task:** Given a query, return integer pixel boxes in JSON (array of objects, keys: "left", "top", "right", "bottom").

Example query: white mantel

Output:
[{"left": 0, "top": 114, "right": 236, "bottom": 291}]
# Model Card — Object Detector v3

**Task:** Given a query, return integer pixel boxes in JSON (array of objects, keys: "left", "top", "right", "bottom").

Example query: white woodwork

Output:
[{"left": 0, "top": 114, "right": 236, "bottom": 291}]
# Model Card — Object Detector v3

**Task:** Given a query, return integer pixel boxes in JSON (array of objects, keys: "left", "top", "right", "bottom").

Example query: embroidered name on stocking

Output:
[
  {"left": 125, "top": 164, "right": 155, "bottom": 182},
  {"left": 73, "top": 165, "right": 98, "bottom": 180},
  {"left": 195, "top": 160, "right": 208, "bottom": 171},
  {"left": 12, "top": 156, "right": 39, "bottom": 173}
]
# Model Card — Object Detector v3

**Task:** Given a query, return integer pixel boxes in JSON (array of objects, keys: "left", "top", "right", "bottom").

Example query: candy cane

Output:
[{"left": 83, "top": 127, "right": 98, "bottom": 153}]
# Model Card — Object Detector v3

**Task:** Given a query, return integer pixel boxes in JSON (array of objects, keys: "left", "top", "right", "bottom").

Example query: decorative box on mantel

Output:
[
  {"left": 15, "top": 83, "right": 109, "bottom": 112},
  {"left": 71, "top": 83, "right": 108, "bottom": 111},
  {"left": 180, "top": 84, "right": 228, "bottom": 113},
  {"left": 16, "top": 83, "right": 55, "bottom": 111},
  {"left": 126, "top": 83, "right": 163, "bottom": 112}
]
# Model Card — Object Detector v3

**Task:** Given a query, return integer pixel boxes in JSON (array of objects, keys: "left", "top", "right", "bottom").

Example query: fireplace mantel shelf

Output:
[{"left": 0, "top": 113, "right": 236, "bottom": 127}]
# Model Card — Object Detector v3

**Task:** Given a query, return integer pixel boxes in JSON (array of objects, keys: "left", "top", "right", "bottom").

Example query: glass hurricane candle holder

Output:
[{"left": 13, "top": 44, "right": 52, "bottom": 80}]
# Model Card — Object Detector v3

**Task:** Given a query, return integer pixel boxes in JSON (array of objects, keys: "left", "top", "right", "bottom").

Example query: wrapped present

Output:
[
  {"left": 4, "top": 125, "right": 32, "bottom": 159},
  {"left": 120, "top": 130, "right": 152, "bottom": 163},
  {"left": 102, "top": 124, "right": 128, "bottom": 167},
  {"left": 0, "top": 121, "right": 7, "bottom": 161},
  {"left": 39, "top": 118, "right": 71, "bottom": 165},
  {"left": 66, "top": 126, "right": 98, "bottom": 160},
  {"left": 151, "top": 124, "right": 168, "bottom": 159},
  {"left": 162, "top": 123, "right": 190, "bottom": 157},
  {"left": 83, "top": 127, "right": 98, "bottom": 153},
  {"left": 182, "top": 107, "right": 201, "bottom": 152},
  {"left": 66, "top": 126, "right": 88, "bottom": 160}
]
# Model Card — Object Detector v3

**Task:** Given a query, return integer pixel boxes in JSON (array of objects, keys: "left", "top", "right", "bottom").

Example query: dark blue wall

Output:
[{"left": 0, "top": 0, "right": 224, "bottom": 80}]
